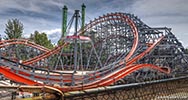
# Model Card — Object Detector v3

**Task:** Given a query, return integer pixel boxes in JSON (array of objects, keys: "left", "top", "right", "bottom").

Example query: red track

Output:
[
  {"left": 0, "top": 13, "right": 138, "bottom": 65},
  {"left": 0, "top": 35, "right": 167, "bottom": 92},
  {"left": 0, "top": 39, "right": 50, "bottom": 52},
  {"left": 22, "top": 13, "right": 139, "bottom": 65},
  {"left": 0, "top": 12, "right": 170, "bottom": 92},
  {"left": 0, "top": 63, "right": 169, "bottom": 92},
  {"left": 0, "top": 66, "right": 38, "bottom": 85}
]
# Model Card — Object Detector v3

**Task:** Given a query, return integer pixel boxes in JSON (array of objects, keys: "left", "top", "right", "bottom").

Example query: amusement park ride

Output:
[{"left": 0, "top": 4, "right": 188, "bottom": 100}]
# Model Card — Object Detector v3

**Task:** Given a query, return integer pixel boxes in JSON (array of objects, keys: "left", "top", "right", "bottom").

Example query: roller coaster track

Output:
[
  {"left": 1, "top": 35, "right": 163, "bottom": 86},
  {"left": 0, "top": 12, "right": 188, "bottom": 97},
  {"left": 19, "top": 13, "right": 139, "bottom": 65},
  {"left": 0, "top": 36, "right": 165, "bottom": 91},
  {"left": 0, "top": 39, "right": 50, "bottom": 52}
]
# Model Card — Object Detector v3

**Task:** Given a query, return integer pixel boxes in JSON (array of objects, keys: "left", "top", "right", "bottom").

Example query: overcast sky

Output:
[{"left": 0, "top": 0, "right": 188, "bottom": 47}]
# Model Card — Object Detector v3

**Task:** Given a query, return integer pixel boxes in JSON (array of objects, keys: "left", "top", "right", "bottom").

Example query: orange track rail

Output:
[
  {"left": 0, "top": 13, "right": 170, "bottom": 92},
  {"left": 0, "top": 39, "right": 50, "bottom": 52},
  {"left": 0, "top": 63, "right": 169, "bottom": 92},
  {"left": 0, "top": 66, "right": 39, "bottom": 85},
  {"left": 0, "top": 36, "right": 169, "bottom": 92},
  {"left": 23, "top": 13, "right": 139, "bottom": 65},
  {"left": 0, "top": 36, "right": 168, "bottom": 91}
]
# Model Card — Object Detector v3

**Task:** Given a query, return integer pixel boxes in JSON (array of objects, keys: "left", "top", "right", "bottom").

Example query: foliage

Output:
[
  {"left": 30, "top": 31, "right": 54, "bottom": 49},
  {"left": 185, "top": 48, "right": 188, "bottom": 54},
  {"left": 57, "top": 39, "right": 64, "bottom": 45},
  {"left": 4, "top": 19, "right": 23, "bottom": 39}
]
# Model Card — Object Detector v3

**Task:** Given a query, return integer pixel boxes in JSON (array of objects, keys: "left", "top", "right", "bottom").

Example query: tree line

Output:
[{"left": 3, "top": 19, "right": 54, "bottom": 49}]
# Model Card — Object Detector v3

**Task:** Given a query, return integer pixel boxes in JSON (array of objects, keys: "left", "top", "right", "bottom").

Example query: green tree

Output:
[
  {"left": 185, "top": 48, "right": 188, "bottom": 54},
  {"left": 58, "top": 39, "right": 63, "bottom": 45},
  {"left": 4, "top": 19, "right": 23, "bottom": 39},
  {"left": 30, "top": 31, "right": 54, "bottom": 49}
]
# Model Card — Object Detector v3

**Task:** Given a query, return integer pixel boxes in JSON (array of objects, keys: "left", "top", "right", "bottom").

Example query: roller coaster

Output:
[{"left": 0, "top": 9, "right": 188, "bottom": 99}]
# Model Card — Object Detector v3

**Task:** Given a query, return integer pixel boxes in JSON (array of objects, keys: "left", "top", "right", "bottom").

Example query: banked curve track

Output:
[{"left": 0, "top": 12, "right": 187, "bottom": 92}]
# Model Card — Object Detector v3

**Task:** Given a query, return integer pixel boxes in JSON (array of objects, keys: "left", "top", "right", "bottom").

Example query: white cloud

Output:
[
  {"left": 41, "top": 27, "right": 80, "bottom": 44},
  {"left": 42, "top": 28, "right": 61, "bottom": 35},
  {"left": 41, "top": 28, "right": 61, "bottom": 44}
]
